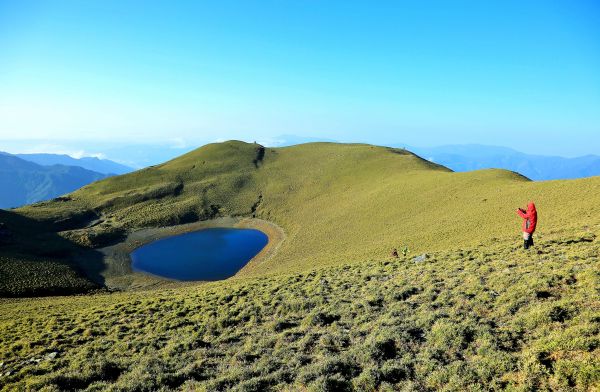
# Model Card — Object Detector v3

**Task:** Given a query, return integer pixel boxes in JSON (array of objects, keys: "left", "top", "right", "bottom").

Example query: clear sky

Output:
[{"left": 1, "top": 0, "right": 599, "bottom": 157}]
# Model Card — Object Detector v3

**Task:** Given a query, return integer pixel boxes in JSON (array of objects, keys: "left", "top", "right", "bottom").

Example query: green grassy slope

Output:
[
  {"left": 9, "top": 141, "right": 600, "bottom": 290},
  {"left": 1, "top": 229, "right": 598, "bottom": 391}
]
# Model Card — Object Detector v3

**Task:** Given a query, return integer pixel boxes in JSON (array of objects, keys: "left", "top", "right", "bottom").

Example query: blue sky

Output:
[{"left": 0, "top": 0, "right": 599, "bottom": 158}]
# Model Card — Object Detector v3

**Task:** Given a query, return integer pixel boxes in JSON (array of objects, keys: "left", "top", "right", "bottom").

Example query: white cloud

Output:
[
  {"left": 169, "top": 137, "right": 188, "bottom": 149},
  {"left": 72, "top": 151, "right": 107, "bottom": 160},
  {"left": 255, "top": 137, "right": 287, "bottom": 147},
  {"left": 7, "top": 143, "right": 107, "bottom": 160}
]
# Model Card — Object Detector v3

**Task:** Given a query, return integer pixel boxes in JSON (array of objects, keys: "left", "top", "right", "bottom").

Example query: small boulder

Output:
[
  {"left": 413, "top": 254, "right": 428, "bottom": 263},
  {"left": 45, "top": 352, "right": 58, "bottom": 360}
]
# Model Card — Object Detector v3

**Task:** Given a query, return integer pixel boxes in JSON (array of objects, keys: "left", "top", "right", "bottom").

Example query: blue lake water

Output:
[{"left": 130, "top": 228, "right": 269, "bottom": 281}]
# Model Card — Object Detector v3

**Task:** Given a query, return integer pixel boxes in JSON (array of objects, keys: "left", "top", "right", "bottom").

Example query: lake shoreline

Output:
[{"left": 97, "top": 217, "right": 285, "bottom": 291}]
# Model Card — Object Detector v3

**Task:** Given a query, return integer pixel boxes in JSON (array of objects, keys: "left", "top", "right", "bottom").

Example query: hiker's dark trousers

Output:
[{"left": 523, "top": 234, "right": 534, "bottom": 249}]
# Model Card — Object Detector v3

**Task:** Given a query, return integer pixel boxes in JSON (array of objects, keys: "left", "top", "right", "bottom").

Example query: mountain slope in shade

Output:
[
  {"left": 15, "top": 153, "right": 134, "bottom": 175},
  {"left": 408, "top": 144, "right": 600, "bottom": 180},
  {"left": 0, "top": 153, "right": 108, "bottom": 208}
]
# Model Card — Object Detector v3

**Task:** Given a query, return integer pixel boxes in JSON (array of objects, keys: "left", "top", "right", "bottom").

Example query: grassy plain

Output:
[{"left": 1, "top": 229, "right": 598, "bottom": 391}]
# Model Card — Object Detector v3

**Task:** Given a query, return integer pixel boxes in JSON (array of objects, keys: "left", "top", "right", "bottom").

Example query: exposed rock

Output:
[
  {"left": 413, "top": 254, "right": 428, "bottom": 263},
  {"left": 45, "top": 352, "right": 58, "bottom": 360}
]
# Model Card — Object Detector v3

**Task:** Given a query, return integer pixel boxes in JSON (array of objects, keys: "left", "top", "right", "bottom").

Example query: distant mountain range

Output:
[
  {"left": 0, "top": 153, "right": 111, "bottom": 209},
  {"left": 406, "top": 144, "right": 600, "bottom": 181},
  {"left": 14, "top": 153, "right": 133, "bottom": 175}
]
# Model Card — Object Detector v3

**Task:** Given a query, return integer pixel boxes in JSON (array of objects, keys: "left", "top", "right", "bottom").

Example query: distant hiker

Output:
[
  {"left": 391, "top": 248, "right": 399, "bottom": 258},
  {"left": 517, "top": 202, "right": 537, "bottom": 249}
]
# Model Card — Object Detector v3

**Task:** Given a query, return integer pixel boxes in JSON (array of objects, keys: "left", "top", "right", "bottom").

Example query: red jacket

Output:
[{"left": 517, "top": 202, "right": 537, "bottom": 234}]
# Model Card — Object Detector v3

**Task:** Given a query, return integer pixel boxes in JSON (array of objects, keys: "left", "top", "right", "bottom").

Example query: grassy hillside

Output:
[
  {"left": 0, "top": 229, "right": 598, "bottom": 391},
  {"left": 6, "top": 141, "right": 600, "bottom": 293},
  {"left": 0, "top": 141, "right": 599, "bottom": 390}
]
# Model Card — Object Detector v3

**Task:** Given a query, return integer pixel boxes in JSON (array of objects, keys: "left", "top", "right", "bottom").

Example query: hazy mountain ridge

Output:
[
  {"left": 407, "top": 144, "right": 600, "bottom": 180},
  {"left": 0, "top": 153, "right": 108, "bottom": 208},
  {"left": 15, "top": 152, "right": 134, "bottom": 175}
]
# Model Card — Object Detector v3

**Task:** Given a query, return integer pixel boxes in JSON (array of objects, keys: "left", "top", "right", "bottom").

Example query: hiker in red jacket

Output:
[{"left": 517, "top": 202, "right": 537, "bottom": 249}]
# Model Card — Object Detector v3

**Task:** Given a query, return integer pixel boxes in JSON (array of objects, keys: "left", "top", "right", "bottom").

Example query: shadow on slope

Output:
[{"left": 0, "top": 209, "right": 108, "bottom": 297}]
